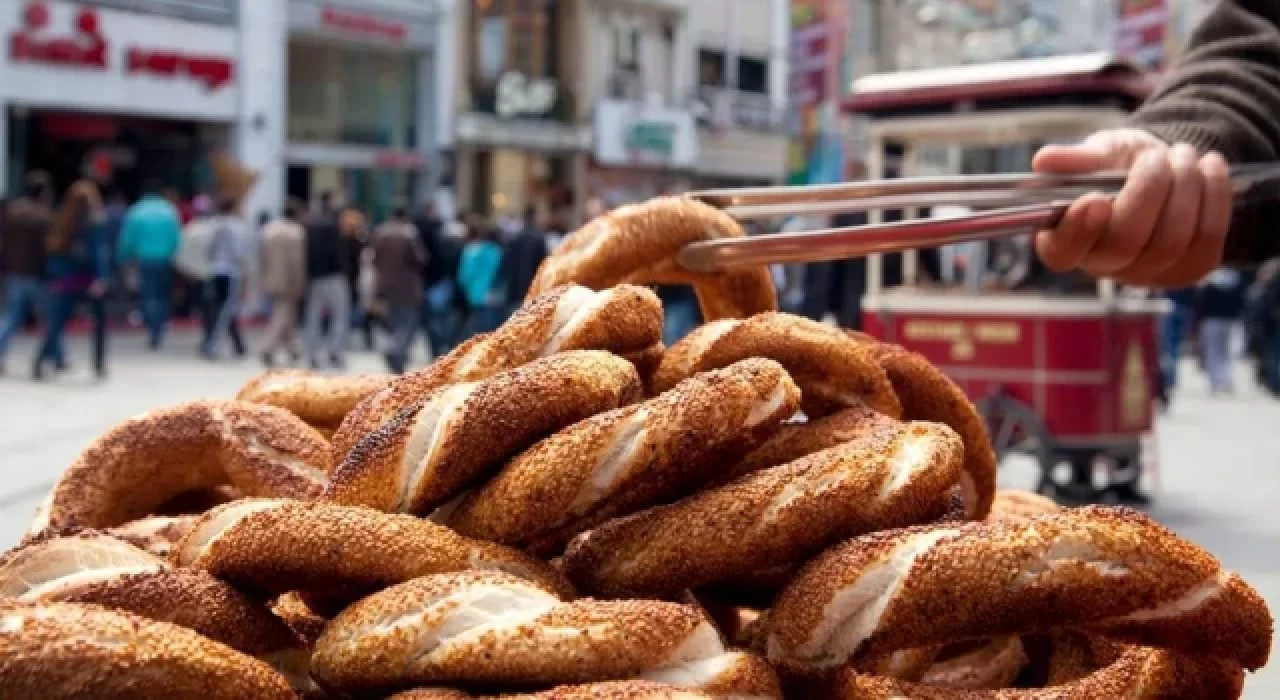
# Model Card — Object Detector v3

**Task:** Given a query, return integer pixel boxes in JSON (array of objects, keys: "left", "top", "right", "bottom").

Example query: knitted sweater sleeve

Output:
[{"left": 1128, "top": 0, "right": 1280, "bottom": 264}]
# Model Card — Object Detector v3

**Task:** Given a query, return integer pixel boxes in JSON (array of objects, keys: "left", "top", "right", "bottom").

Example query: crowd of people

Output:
[{"left": 0, "top": 171, "right": 568, "bottom": 379}]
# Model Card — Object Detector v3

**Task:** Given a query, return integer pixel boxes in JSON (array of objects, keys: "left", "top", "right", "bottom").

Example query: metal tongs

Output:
[{"left": 678, "top": 163, "right": 1280, "bottom": 272}]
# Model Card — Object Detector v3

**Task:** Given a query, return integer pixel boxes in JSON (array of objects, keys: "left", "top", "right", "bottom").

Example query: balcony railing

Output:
[
  {"left": 76, "top": 0, "right": 237, "bottom": 25},
  {"left": 692, "top": 86, "right": 782, "bottom": 131}
]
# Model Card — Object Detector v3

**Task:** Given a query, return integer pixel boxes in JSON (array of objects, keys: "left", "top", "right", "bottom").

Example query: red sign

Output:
[
  {"left": 373, "top": 150, "right": 426, "bottom": 170},
  {"left": 9, "top": 1, "right": 107, "bottom": 69},
  {"left": 126, "top": 47, "right": 234, "bottom": 90},
  {"left": 321, "top": 7, "right": 406, "bottom": 43}
]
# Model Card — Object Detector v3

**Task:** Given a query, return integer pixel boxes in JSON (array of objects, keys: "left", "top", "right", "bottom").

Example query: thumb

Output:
[{"left": 1032, "top": 141, "right": 1122, "bottom": 175}]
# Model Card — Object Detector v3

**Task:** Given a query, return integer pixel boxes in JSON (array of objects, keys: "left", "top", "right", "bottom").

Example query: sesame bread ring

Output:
[
  {"left": 107, "top": 514, "right": 198, "bottom": 558},
  {"left": 331, "top": 284, "right": 662, "bottom": 460},
  {"left": 236, "top": 369, "right": 392, "bottom": 431},
  {"left": 819, "top": 643, "right": 1244, "bottom": 699},
  {"left": 389, "top": 682, "right": 721, "bottom": 699},
  {"left": 918, "top": 637, "right": 1030, "bottom": 690},
  {"left": 174, "top": 499, "right": 572, "bottom": 599},
  {"left": 269, "top": 592, "right": 328, "bottom": 646},
  {"left": 763, "top": 506, "right": 1273, "bottom": 672},
  {"left": 312, "top": 570, "right": 778, "bottom": 695},
  {"left": 327, "top": 350, "right": 643, "bottom": 514},
  {"left": 34, "top": 400, "right": 331, "bottom": 532},
  {"left": 854, "top": 338, "right": 998, "bottom": 519},
  {"left": 447, "top": 358, "right": 801, "bottom": 550},
  {"left": 987, "top": 490, "right": 1061, "bottom": 523},
  {"left": 0, "top": 530, "right": 299, "bottom": 657},
  {"left": 654, "top": 313, "right": 902, "bottom": 420},
  {"left": 528, "top": 197, "right": 777, "bottom": 321},
  {"left": 0, "top": 601, "right": 298, "bottom": 700},
  {"left": 561, "top": 421, "right": 964, "bottom": 598},
  {"left": 728, "top": 406, "right": 896, "bottom": 482}
]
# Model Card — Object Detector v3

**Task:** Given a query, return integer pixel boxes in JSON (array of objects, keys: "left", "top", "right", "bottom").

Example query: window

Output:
[
  {"left": 737, "top": 55, "right": 768, "bottom": 94},
  {"left": 698, "top": 48, "right": 725, "bottom": 88},
  {"left": 613, "top": 27, "right": 641, "bottom": 71},
  {"left": 470, "top": 0, "right": 559, "bottom": 85}
]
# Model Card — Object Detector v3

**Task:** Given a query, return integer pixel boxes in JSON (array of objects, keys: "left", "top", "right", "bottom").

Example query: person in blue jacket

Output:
[
  {"left": 457, "top": 217, "right": 505, "bottom": 339},
  {"left": 116, "top": 179, "right": 181, "bottom": 349},
  {"left": 35, "top": 180, "right": 111, "bottom": 380}
]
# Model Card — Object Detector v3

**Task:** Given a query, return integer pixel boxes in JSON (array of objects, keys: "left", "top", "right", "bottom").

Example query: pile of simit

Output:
[{"left": 1, "top": 197, "right": 1271, "bottom": 699}]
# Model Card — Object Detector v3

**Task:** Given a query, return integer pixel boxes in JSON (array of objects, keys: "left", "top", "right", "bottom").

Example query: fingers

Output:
[
  {"left": 1034, "top": 193, "right": 1113, "bottom": 273},
  {"left": 1083, "top": 149, "right": 1174, "bottom": 274},
  {"left": 1110, "top": 145, "right": 1201, "bottom": 284},
  {"left": 1154, "top": 152, "right": 1232, "bottom": 287},
  {"left": 1032, "top": 142, "right": 1116, "bottom": 175}
]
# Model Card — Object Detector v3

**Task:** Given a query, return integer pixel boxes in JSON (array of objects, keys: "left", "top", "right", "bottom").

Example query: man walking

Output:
[
  {"left": 0, "top": 172, "right": 54, "bottom": 374},
  {"left": 371, "top": 207, "right": 425, "bottom": 374},
  {"left": 501, "top": 205, "right": 548, "bottom": 314},
  {"left": 303, "top": 192, "right": 351, "bottom": 369},
  {"left": 414, "top": 201, "right": 460, "bottom": 356},
  {"left": 117, "top": 179, "right": 181, "bottom": 349},
  {"left": 258, "top": 201, "right": 307, "bottom": 366}
]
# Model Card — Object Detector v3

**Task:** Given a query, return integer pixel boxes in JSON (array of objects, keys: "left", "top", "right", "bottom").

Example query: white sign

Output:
[
  {"left": 495, "top": 72, "right": 557, "bottom": 119},
  {"left": 594, "top": 100, "right": 696, "bottom": 169},
  {"left": 0, "top": 1, "right": 239, "bottom": 121}
]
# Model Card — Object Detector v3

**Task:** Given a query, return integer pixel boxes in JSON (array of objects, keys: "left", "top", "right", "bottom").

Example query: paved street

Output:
[{"left": 0, "top": 330, "right": 1276, "bottom": 695}]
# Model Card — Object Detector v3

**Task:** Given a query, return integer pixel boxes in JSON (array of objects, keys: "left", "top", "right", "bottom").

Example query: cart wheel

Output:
[{"left": 976, "top": 393, "right": 1052, "bottom": 467}]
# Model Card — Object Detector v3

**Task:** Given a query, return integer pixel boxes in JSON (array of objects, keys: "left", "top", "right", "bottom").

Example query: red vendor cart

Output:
[{"left": 847, "top": 54, "right": 1168, "bottom": 504}]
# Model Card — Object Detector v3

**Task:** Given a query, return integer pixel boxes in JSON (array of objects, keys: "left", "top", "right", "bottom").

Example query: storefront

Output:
[
  {"left": 454, "top": 0, "right": 590, "bottom": 226},
  {"left": 284, "top": 0, "right": 440, "bottom": 222},
  {"left": 591, "top": 99, "right": 696, "bottom": 205},
  {"left": 0, "top": 0, "right": 240, "bottom": 200}
]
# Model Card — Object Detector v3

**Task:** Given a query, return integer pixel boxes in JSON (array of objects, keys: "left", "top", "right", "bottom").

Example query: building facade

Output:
[{"left": 0, "top": 0, "right": 241, "bottom": 200}]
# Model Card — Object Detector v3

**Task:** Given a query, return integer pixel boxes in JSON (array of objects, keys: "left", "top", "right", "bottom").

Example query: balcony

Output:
[
  {"left": 692, "top": 87, "right": 782, "bottom": 131},
  {"left": 78, "top": 0, "right": 237, "bottom": 25}
]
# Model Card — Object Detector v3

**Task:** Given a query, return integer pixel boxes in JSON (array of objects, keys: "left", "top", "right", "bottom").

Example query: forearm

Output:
[{"left": 1129, "top": 1, "right": 1280, "bottom": 264}]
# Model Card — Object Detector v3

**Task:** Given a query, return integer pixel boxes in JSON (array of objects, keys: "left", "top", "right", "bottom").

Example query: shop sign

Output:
[
  {"left": 126, "top": 47, "right": 234, "bottom": 90},
  {"left": 495, "top": 72, "right": 558, "bottom": 120},
  {"left": 321, "top": 6, "right": 407, "bottom": 43},
  {"left": 9, "top": 1, "right": 107, "bottom": 70},
  {"left": 594, "top": 100, "right": 696, "bottom": 169},
  {"left": 373, "top": 149, "right": 426, "bottom": 170}
]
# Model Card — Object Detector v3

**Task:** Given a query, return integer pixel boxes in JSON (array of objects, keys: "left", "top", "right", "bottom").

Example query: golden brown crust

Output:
[
  {"left": 107, "top": 515, "right": 199, "bottom": 558},
  {"left": 174, "top": 499, "right": 573, "bottom": 600},
  {"left": 655, "top": 313, "right": 901, "bottom": 419},
  {"left": 330, "top": 284, "right": 663, "bottom": 460},
  {"left": 528, "top": 197, "right": 777, "bottom": 322},
  {"left": 561, "top": 421, "right": 963, "bottom": 598},
  {"left": 447, "top": 358, "right": 800, "bottom": 550},
  {"left": 0, "top": 530, "right": 299, "bottom": 656},
  {"left": 622, "top": 343, "right": 667, "bottom": 395},
  {"left": 312, "top": 570, "right": 767, "bottom": 694},
  {"left": 269, "top": 592, "right": 328, "bottom": 646},
  {"left": 388, "top": 683, "right": 717, "bottom": 699},
  {"left": 764, "top": 506, "right": 1272, "bottom": 671},
  {"left": 854, "top": 338, "right": 997, "bottom": 519},
  {"left": 35, "top": 400, "right": 330, "bottom": 532},
  {"left": 918, "top": 637, "right": 1029, "bottom": 690},
  {"left": 0, "top": 601, "right": 298, "bottom": 699},
  {"left": 236, "top": 370, "right": 392, "bottom": 430},
  {"left": 819, "top": 644, "right": 1244, "bottom": 699},
  {"left": 987, "top": 490, "right": 1061, "bottom": 523},
  {"left": 729, "top": 406, "right": 897, "bottom": 482},
  {"left": 326, "top": 350, "right": 644, "bottom": 514}
]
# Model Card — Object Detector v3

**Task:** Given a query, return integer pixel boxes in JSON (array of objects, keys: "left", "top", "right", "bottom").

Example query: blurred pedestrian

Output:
[
  {"left": 1196, "top": 267, "right": 1246, "bottom": 395},
  {"left": 117, "top": 179, "right": 181, "bottom": 350},
  {"left": 458, "top": 219, "right": 505, "bottom": 339},
  {"left": 303, "top": 192, "right": 351, "bottom": 369},
  {"left": 200, "top": 197, "right": 250, "bottom": 360},
  {"left": 1158, "top": 287, "right": 1197, "bottom": 406},
  {"left": 257, "top": 200, "right": 307, "bottom": 367},
  {"left": 0, "top": 172, "right": 54, "bottom": 375},
  {"left": 370, "top": 207, "right": 425, "bottom": 374},
  {"left": 35, "top": 180, "right": 111, "bottom": 380},
  {"left": 501, "top": 206, "right": 549, "bottom": 315},
  {"left": 414, "top": 201, "right": 461, "bottom": 357}
]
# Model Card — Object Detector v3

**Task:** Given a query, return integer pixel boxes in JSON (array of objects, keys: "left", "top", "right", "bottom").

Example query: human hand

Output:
[{"left": 1032, "top": 128, "right": 1233, "bottom": 287}]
